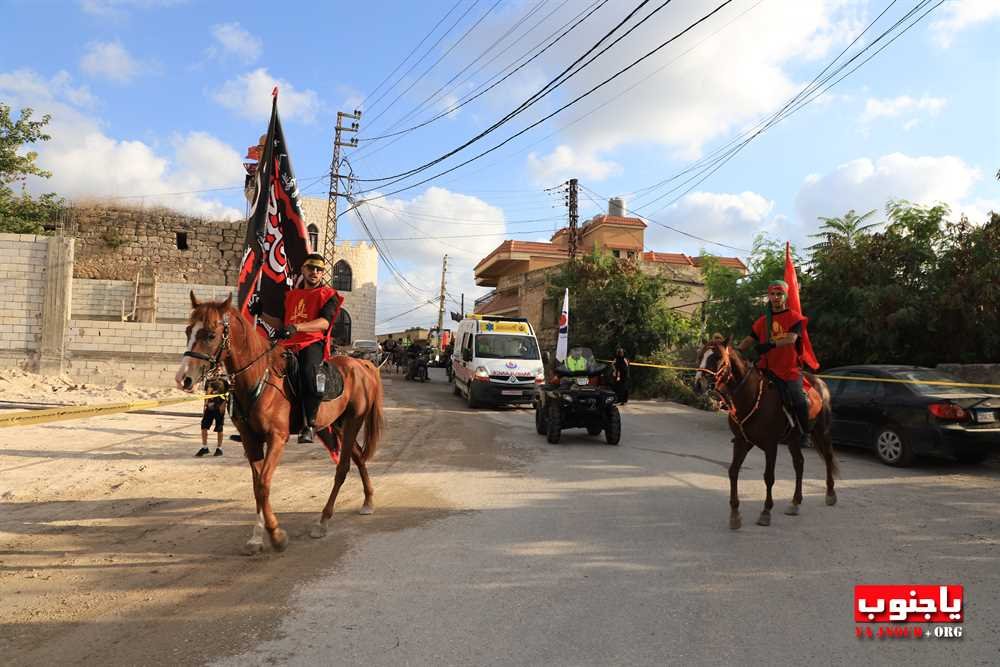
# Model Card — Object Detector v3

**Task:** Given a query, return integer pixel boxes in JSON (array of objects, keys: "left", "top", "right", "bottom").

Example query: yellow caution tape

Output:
[
  {"left": 601, "top": 359, "right": 1000, "bottom": 390},
  {"left": 0, "top": 393, "right": 228, "bottom": 429}
]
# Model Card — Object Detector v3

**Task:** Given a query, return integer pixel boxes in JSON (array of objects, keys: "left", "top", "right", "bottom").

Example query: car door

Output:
[
  {"left": 832, "top": 374, "right": 880, "bottom": 444},
  {"left": 844, "top": 372, "right": 886, "bottom": 445},
  {"left": 457, "top": 331, "right": 473, "bottom": 387}
]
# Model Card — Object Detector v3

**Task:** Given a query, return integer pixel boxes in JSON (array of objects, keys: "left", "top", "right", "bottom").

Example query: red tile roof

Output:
[
  {"left": 585, "top": 214, "right": 646, "bottom": 229},
  {"left": 642, "top": 251, "right": 694, "bottom": 266}
]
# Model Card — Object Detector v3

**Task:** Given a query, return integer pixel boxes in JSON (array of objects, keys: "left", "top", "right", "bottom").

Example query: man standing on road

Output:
[
  {"left": 254, "top": 253, "right": 343, "bottom": 444},
  {"left": 737, "top": 280, "right": 811, "bottom": 447},
  {"left": 196, "top": 380, "right": 227, "bottom": 457}
]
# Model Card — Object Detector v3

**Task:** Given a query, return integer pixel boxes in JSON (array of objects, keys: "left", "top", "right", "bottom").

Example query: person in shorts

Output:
[{"left": 196, "top": 380, "right": 228, "bottom": 457}]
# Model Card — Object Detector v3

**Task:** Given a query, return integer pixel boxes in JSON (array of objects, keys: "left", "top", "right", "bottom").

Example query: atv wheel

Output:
[{"left": 605, "top": 406, "right": 621, "bottom": 445}]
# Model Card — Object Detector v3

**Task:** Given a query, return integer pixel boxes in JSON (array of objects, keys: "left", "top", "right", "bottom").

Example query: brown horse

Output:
[
  {"left": 174, "top": 293, "right": 384, "bottom": 553},
  {"left": 703, "top": 341, "right": 838, "bottom": 530}
]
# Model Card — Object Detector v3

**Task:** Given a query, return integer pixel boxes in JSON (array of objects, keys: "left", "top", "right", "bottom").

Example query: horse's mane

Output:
[{"left": 190, "top": 300, "right": 283, "bottom": 369}]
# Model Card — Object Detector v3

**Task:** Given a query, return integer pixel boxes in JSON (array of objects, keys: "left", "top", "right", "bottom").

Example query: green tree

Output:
[
  {"left": 547, "top": 250, "right": 697, "bottom": 360},
  {"left": 0, "top": 104, "right": 63, "bottom": 234},
  {"left": 807, "top": 208, "right": 880, "bottom": 250}
]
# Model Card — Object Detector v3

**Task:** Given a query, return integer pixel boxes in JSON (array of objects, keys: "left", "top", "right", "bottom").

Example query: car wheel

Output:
[
  {"left": 605, "top": 406, "right": 621, "bottom": 445},
  {"left": 453, "top": 379, "right": 461, "bottom": 396},
  {"left": 874, "top": 426, "right": 912, "bottom": 467},
  {"left": 466, "top": 383, "right": 479, "bottom": 409},
  {"left": 535, "top": 404, "right": 547, "bottom": 435},
  {"left": 586, "top": 424, "right": 602, "bottom": 436},
  {"left": 954, "top": 447, "right": 990, "bottom": 464},
  {"left": 546, "top": 402, "right": 561, "bottom": 444}
]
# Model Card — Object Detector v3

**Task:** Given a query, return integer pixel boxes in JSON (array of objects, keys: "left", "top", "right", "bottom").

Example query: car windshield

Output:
[
  {"left": 475, "top": 334, "right": 540, "bottom": 360},
  {"left": 890, "top": 369, "right": 997, "bottom": 396},
  {"left": 354, "top": 341, "right": 377, "bottom": 349}
]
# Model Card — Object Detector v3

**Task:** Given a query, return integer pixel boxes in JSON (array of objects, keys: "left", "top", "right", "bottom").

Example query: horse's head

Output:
[
  {"left": 175, "top": 291, "right": 233, "bottom": 392},
  {"left": 709, "top": 337, "right": 750, "bottom": 394}
]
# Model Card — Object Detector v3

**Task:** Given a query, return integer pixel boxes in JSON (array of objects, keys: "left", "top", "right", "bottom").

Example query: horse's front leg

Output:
[
  {"left": 352, "top": 445, "right": 375, "bottom": 516},
  {"left": 242, "top": 435, "right": 267, "bottom": 555},
  {"left": 259, "top": 435, "right": 289, "bottom": 551},
  {"left": 757, "top": 446, "right": 777, "bottom": 526},
  {"left": 729, "top": 437, "right": 751, "bottom": 529},
  {"left": 785, "top": 441, "right": 804, "bottom": 516}
]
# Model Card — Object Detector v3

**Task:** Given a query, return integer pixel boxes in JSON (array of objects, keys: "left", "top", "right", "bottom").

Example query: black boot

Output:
[{"left": 298, "top": 395, "right": 320, "bottom": 444}]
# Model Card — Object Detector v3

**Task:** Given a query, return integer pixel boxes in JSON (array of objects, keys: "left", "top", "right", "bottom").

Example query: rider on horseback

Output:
[
  {"left": 256, "top": 253, "right": 344, "bottom": 444},
  {"left": 737, "top": 280, "right": 812, "bottom": 449}
]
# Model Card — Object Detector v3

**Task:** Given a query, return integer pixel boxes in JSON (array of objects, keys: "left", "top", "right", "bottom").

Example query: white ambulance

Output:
[{"left": 452, "top": 315, "right": 544, "bottom": 408}]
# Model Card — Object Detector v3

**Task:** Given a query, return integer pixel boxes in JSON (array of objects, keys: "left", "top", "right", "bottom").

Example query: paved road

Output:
[{"left": 214, "top": 369, "right": 1000, "bottom": 666}]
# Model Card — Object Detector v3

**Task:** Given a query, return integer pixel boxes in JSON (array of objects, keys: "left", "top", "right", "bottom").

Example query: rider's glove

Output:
[
  {"left": 247, "top": 299, "right": 262, "bottom": 317},
  {"left": 754, "top": 341, "right": 775, "bottom": 355},
  {"left": 276, "top": 325, "right": 297, "bottom": 340}
]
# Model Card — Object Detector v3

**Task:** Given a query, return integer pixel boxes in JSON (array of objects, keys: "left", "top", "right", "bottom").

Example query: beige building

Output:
[
  {"left": 299, "top": 197, "right": 378, "bottom": 343},
  {"left": 473, "top": 198, "right": 747, "bottom": 347}
]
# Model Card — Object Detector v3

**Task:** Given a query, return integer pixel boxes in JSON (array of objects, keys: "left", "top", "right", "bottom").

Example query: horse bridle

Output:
[
  {"left": 183, "top": 313, "right": 277, "bottom": 382},
  {"left": 713, "top": 348, "right": 765, "bottom": 447}
]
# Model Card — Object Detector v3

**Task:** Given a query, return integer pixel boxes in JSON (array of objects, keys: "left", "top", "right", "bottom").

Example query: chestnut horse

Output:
[
  {"left": 703, "top": 341, "right": 838, "bottom": 530},
  {"left": 175, "top": 293, "right": 384, "bottom": 553}
]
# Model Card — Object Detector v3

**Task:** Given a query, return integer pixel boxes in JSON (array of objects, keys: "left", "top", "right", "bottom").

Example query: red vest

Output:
[
  {"left": 282, "top": 286, "right": 342, "bottom": 358},
  {"left": 752, "top": 308, "right": 806, "bottom": 381}
]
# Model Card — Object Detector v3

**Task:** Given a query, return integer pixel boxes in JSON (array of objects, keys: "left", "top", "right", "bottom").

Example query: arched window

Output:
[
  {"left": 307, "top": 224, "right": 319, "bottom": 252},
  {"left": 333, "top": 308, "right": 352, "bottom": 345},
  {"left": 331, "top": 259, "right": 352, "bottom": 291}
]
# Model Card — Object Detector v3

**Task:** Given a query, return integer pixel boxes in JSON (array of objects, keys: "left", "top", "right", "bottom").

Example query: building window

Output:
[
  {"left": 612, "top": 249, "right": 621, "bottom": 258},
  {"left": 176, "top": 232, "right": 188, "bottom": 250},
  {"left": 333, "top": 308, "right": 352, "bottom": 345},
  {"left": 307, "top": 224, "right": 319, "bottom": 251},
  {"left": 331, "top": 260, "right": 352, "bottom": 291},
  {"left": 626, "top": 251, "right": 636, "bottom": 259}
]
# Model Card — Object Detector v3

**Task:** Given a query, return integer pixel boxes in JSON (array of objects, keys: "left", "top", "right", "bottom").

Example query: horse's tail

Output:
[
  {"left": 361, "top": 364, "right": 384, "bottom": 463},
  {"left": 808, "top": 372, "right": 840, "bottom": 479}
]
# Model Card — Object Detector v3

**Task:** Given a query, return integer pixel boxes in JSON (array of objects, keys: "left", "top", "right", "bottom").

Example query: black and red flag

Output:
[{"left": 237, "top": 88, "right": 311, "bottom": 335}]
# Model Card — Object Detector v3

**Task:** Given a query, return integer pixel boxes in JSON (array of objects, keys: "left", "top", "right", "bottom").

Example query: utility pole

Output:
[
  {"left": 460, "top": 293, "right": 464, "bottom": 318},
  {"left": 322, "top": 109, "right": 362, "bottom": 274},
  {"left": 436, "top": 254, "right": 448, "bottom": 348},
  {"left": 567, "top": 178, "right": 579, "bottom": 260}
]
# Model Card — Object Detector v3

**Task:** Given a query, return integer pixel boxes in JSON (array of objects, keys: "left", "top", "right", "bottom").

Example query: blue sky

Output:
[{"left": 2, "top": 0, "right": 998, "bottom": 332}]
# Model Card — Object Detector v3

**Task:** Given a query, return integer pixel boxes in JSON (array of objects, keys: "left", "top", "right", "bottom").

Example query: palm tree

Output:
[{"left": 808, "top": 209, "right": 881, "bottom": 251}]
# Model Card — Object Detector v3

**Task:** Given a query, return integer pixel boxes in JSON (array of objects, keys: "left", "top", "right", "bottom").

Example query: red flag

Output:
[{"left": 784, "top": 241, "right": 820, "bottom": 371}]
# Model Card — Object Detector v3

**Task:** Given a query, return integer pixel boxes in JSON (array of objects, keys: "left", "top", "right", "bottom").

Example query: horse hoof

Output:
[
  {"left": 244, "top": 540, "right": 264, "bottom": 556},
  {"left": 784, "top": 504, "right": 800, "bottom": 516},
  {"left": 756, "top": 512, "right": 771, "bottom": 526},
  {"left": 269, "top": 528, "right": 289, "bottom": 552},
  {"left": 309, "top": 523, "right": 328, "bottom": 539},
  {"left": 729, "top": 515, "right": 741, "bottom": 530},
  {"left": 826, "top": 492, "right": 837, "bottom": 506},
  {"left": 359, "top": 505, "right": 374, "bottom": 516}
]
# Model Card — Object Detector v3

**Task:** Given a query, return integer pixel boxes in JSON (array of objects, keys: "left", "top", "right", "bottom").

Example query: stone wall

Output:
[
  {"left": 332, "top": 240, "right": 378, "bottom": 342},
  {"left": 0, "top": 234, "right": 48, "bottom": 369},
  {"left": 57, "top": 204, "right": 244, "bottom": 284}
]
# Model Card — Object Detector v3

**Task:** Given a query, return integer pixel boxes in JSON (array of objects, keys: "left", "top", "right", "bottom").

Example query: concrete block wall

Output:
[
  {"left": 67, "top": 319, "right": 187, "bottom": 386},
  {"left": 72, "top": 279, "right": 236, "bottom": 322},
  {"left": 0, "top": 234, "right": 48, "bottom": 369}
]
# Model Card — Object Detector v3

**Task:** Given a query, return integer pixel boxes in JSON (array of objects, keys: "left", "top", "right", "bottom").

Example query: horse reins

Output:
[{"left": 713, "top": 352, "right": 765, "bottom": 448}]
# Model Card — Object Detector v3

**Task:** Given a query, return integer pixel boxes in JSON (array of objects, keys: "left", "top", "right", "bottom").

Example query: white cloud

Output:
[
  {"left": 209, "top": 23, "right": 262, "bottom": 63},
  {"left": 79, "top": 0, "right": 185, "bottom": 16},
  {"left": 1, "top": 68, "right": 243, "bottom": 219},
  {"left": 80, "top": 41, "right": 144, "bottom": 84},
  {"left": 345, "top": 187, "right": 509, "bottom": 332},
  {"left": 483, "top": 0, "right": 866, "bottom": 171},
  {"left": 930, "top": 0, "right": 1000, "bottom": 47},
  {"left": 795, "top": 153, "right": 987, "bottom": 226},
  {"left": 646, "top": 190, "right": 781, "bottom": 257},
  {"left": 211, "top": 68, "right": 321, "bottom": 123},
  {"left": 527, "top": 144, "right": 621, "bottom": 185},
  {"left": 860, "top": 95, "right": 947, "bottom": 123}
]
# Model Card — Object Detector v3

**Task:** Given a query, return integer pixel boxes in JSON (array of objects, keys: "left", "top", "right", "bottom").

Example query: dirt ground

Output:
[{"left": 0, "top": 372, "right": 479, "bottom": 666}]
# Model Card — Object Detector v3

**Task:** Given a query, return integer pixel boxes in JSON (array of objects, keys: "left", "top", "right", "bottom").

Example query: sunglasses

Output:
[{"left": 304, "top": 265, "right": 326, "bottom": 273}]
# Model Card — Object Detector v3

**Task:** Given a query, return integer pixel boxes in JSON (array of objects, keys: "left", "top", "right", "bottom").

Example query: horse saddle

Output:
[
  {"left": 803, "top": 376, "right": 822, "bottom": 421},
  {"left": 283, "top": 352, "right": 345, "bottom": 401}
]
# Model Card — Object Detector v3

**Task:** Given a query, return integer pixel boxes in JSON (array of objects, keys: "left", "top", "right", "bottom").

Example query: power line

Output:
[
  {"left": 377, "top": 300, "right": 438, "bottom": 326},
  {"left": 353, "top": 0, "right": 737, "bottom": 203}
]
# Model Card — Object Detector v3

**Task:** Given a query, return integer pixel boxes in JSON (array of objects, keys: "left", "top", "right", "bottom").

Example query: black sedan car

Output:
[{"left": 824, "top": 365, "right": 1000, "bottom": 466}]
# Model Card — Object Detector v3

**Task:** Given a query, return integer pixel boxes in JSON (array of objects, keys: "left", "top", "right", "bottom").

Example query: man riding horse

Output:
[
  {"left": 736, "top": 280, "right": 813, "bottom": 449},
  {"left": 254, "top": 252, "right": 343, "bottom": 444}
]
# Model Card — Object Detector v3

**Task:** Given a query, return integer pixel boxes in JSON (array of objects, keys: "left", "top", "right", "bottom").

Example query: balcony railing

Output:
[{"left": 474, "top": 290, "right": 496, "bottom": 310}]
